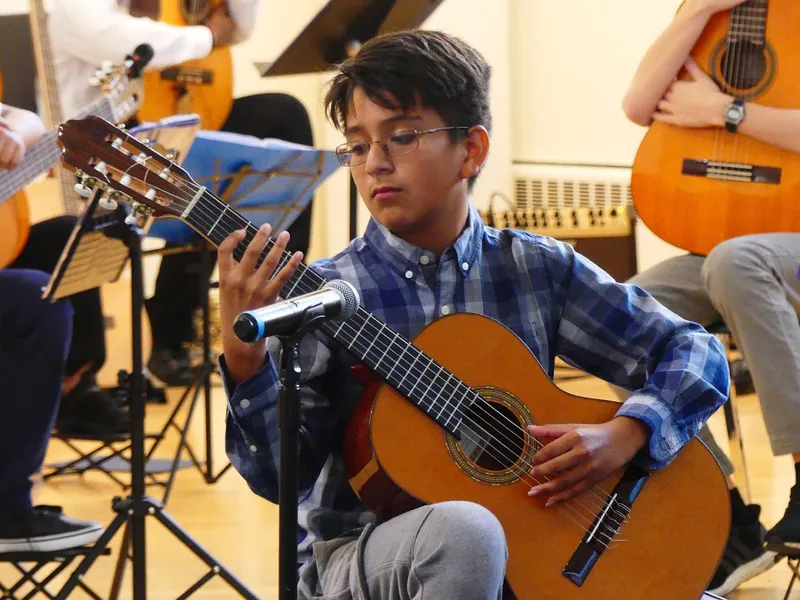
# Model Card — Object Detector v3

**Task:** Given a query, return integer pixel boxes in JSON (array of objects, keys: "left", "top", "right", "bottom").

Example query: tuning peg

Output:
[
  {"left": 124, "top": 201, "right": 141, "bottom": 226},
  {"left": 73, "top": 174, "right": 94, "bottom": 198},
  {"left": 99, "top": 195, "right": 118, "bottom": 211}
]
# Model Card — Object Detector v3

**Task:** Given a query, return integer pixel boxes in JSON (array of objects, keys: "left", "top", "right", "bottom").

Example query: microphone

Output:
[
  {"left": 126, "top": 43, "right": 154, "bottom": 77},
  {"left": 234, "top": 280, "right": 360, "bottom": 343}
]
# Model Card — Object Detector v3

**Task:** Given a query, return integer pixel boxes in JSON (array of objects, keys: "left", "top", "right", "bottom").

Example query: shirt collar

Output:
[{"left": 363, "top": 204, "right": 484, "bottom": 279}]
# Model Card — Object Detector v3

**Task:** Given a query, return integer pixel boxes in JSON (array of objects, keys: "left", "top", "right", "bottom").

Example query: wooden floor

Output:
[{"left": 2, "top": 180, "right": 798, "bottom": 598}]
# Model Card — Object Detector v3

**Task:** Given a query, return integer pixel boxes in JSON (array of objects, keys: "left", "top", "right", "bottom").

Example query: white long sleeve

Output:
[{"left": 48, "top": 0, "right": 261, "bottom": 119}]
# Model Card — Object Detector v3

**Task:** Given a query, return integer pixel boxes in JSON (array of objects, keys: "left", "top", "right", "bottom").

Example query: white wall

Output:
[{"left": 508, "top": 0, "right": 685, "bottom": 271}]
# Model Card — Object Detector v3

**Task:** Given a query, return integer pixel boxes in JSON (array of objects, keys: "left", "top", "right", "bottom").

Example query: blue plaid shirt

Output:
[{"left": 222, "top": 205, "right": 729, "bottom": 566}]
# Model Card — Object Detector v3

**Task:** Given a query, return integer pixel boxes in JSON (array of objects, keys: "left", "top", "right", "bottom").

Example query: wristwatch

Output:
[{"left": 724, "top": 98, "right": 746, "bottom": 134}]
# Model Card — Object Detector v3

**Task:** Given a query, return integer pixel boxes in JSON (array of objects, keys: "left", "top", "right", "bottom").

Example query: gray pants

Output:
[
  {"left": 624, "top": 233, "right": 800, "bottom": 476},
  {"left": 298, "top": 501, "right": 508, "bottom": 600}
]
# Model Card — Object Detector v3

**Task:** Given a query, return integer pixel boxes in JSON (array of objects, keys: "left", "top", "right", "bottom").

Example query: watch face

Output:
[{"left": 726, "top": 105, "right": 744, "bottom": 123}]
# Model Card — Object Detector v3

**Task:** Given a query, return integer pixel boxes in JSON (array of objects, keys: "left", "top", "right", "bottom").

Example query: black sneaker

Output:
[
  {"left": 56, "top": 371, "right": 130, "bottom": 436},
  {"left": 766, "top": 486, "right": 800, "bottom": 553},
  {"left": 147, "top": 346, "right": 195, "bottom": 387},
  {"left": 0, "top": 506, "right": 103, "bottom": 553},
  {"left": 708, "top": 505, "right": 780, "bottom": 596}
]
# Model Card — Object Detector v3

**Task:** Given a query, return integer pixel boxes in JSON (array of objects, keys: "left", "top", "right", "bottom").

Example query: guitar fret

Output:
[
  {"left": 396, "top": 352, "right": 421, "bottom": 392},
  {"left": 384, "top": 334, "right": 405, "bottom": 379}
]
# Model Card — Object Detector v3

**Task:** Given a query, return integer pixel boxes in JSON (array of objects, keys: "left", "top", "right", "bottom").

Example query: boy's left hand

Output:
[
  {"left": 527, "top": 417, "right": 650, "bottom": 506},
  {"left": 651, "top": 58, "right": 732, "bottom": 128}
]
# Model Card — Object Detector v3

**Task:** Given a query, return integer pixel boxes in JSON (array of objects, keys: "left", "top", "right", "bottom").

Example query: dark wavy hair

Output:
[{"left": 324, "top": 30, "right": 492, "bottom": 190}]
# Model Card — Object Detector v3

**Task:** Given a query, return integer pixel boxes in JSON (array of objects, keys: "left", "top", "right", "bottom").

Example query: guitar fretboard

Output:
[
  {"left": 29, "top": 0, "right": 83, "bottom": 215},
  {"left": 183, "top": 189, "right": 479, "bottom": 434},
  {"left": 0, "top": 98, "right": 114, "bottom": 204},
  {"left": 729, "top": 0, "right": 769, "bottom": 45}
]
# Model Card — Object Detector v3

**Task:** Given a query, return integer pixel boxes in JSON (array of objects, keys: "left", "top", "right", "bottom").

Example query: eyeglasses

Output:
[{"left": 335, "top": 126, "right": 469, "bottom": 167}]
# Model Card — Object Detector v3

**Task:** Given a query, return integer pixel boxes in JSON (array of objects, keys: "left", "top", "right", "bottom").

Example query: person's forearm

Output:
[
  {"left": 623, "top": 0, "right": 714, "bottom": 126},
  {"left": 737, "top": 104, "right": 800, "bottom": 155}
]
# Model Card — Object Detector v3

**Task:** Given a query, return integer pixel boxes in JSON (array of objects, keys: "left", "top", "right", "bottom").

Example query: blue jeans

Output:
[{"left": 0, "top": 269, "right": 72, "bottom": 515}]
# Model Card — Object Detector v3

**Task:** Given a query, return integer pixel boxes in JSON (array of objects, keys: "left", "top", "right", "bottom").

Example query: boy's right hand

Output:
[
  {"left": 0, "top": 117, "right": 26, "bottom": 169},
  {"left": 218, "top": 224, "right": 303, "bottom": 383}
]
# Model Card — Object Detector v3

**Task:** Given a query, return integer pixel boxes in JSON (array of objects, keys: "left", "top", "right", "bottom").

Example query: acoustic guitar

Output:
[
  {"left": 631, "top": 0, "right": 800, "bottom": 256},
  {"left": 131, "top": 0, "right": 233, "bottom": 131},
  {"left": 0, "top": 66, "right": 143, "bottom": 268},
  {"left": 56, "top": 115, "right": 730, "bottom": 600}
]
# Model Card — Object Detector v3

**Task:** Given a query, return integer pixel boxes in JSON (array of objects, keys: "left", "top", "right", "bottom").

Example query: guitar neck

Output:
[
  {"left": 29, "top": 0, "right": 86, "bottom": 214},
  {"left": 183, "top": 190, "right": 475, "bottom": 433},
  {"left": 0, "top": 98, "right": 115, "bottom": 204}
]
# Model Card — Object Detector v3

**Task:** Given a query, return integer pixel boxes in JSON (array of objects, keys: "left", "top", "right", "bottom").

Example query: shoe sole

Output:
[
  {"left": 0, "top": 524, "right": 104, "bottom": 554},
  {"left": 708, "top": 550, "right": 782, "bottom": 596}
]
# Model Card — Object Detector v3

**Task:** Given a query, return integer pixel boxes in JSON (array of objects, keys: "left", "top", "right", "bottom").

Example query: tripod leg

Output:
[
  {"left": 54, "top": 509, "right": 129, "bottom": 600},
  {"left": 108, "top": 520, "right": 131, "bottom": 600},
  {"left": 151, "top": 503, "right": 259, "bottom": 600}
]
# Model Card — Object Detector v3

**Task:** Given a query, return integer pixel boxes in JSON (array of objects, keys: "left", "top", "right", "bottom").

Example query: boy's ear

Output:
[{"left": 460, "top": 125, "right": 490, "bottom": 181}]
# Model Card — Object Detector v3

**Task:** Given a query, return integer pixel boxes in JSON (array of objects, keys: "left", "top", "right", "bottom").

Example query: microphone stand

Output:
[{"left": 276, "top": 304, "right": 327, "bottom": 600}]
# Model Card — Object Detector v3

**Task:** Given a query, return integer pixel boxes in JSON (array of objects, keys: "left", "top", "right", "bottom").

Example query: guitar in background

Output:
[
  {"left": 0, "top": 51, "right": 148, "bottom": 268},
  {"left": 131, "top": 0, "right": 233, "bottom": 130},
  {"left": 28, "top": 0, "right": 88, "bottom": 216},
  {"left": 631, "top": 0, "right": 800, "bottom": 256}
]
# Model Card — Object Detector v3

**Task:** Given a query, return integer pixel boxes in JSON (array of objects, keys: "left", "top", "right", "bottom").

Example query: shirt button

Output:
[
  {"left": 419, "top": 255, "right": 430, "bottom": 265},
  {"left": 462, "top": 262, "right": 469, "bottom": 271},
  {"left": 405, "top": 270, "right": 414, "bottom": 279},
  {"left": 249, "top": 444, "right": 258, "bottom": 453},
  {"left": 441, "top": 305, "right": 452, "bottom": 316},
  {"left": 240, "top": 399, "right": 250, "bottom": 409}
]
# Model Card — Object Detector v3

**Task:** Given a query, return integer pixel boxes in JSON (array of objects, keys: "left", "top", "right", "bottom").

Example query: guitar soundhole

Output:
[
  {"left": 180, "top": 0, "right": 213, "bottom": 25},
  {"left": 720, "top": 42, "right": 767, "bottom": 91},
  {"left": 711, "top": 40, "right": 776, "bottom": 99},
  {"left": 459, "top": 401, "right": 525, "bottom": 472}
]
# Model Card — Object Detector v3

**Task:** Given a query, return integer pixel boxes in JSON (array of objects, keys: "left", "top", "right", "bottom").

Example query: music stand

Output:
[
  {"left": 43, "top": 115, "right": 204, "bottom": 494},
  {"left": 255, "top": 0, "right": 445, "bottom": 239},
  {"left": 47, "top": 190, "right": 259, "bottom": 600},
  {"left": 142, "top": 130, "right": 339, "bottom": 489}
]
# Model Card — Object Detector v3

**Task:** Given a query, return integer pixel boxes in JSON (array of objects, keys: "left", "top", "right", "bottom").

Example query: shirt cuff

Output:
[
  {"left": 185, "top": 25, "right": 214, "bottom": 58},
  {"left": 615, "top": 391, "right": 683, "bottom": 471},
  {"left": 218, "top": 353, "right": 279, "bottom": 419}
]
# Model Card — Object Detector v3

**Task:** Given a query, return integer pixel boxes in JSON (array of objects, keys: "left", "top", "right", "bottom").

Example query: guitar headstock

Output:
[
  {"left": 91, "top": 44, "right": 153, "bottom": 125},
  {"left": 57, "top": 115, "right": 198, "bottom": 220}
]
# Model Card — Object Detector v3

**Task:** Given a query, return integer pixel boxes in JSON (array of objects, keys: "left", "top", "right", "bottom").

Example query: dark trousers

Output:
[
  {"left": 10, "top": 216, "right": 106, "bottom": 376},
  {"left": 146, "top": 93, "right": 315, "bottom": 349},
  {"left": 0, "top": 269, "right": 72, "bottom": 514}
]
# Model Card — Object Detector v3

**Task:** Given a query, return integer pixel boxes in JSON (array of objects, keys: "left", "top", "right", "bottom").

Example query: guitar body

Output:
[
  {"left": 344, "top": 313, "right": 729, "bottom": 599},
  {"left": 0, "top": 73, "right": 31, "bottom": 268},
  {"left": 631, "top": 0, "right": 800, "bottom": 256},
  {"left": 138, "top": 0, "right": 233, "bottom": 130}
]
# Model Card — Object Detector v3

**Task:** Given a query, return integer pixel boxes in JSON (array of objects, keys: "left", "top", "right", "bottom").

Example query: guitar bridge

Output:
[
  {"left": 561, "top": 465, "right": 648, "bottom": 587},
  {"left": 682, "top": 158, "right": 781, "bottom": 184}
]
